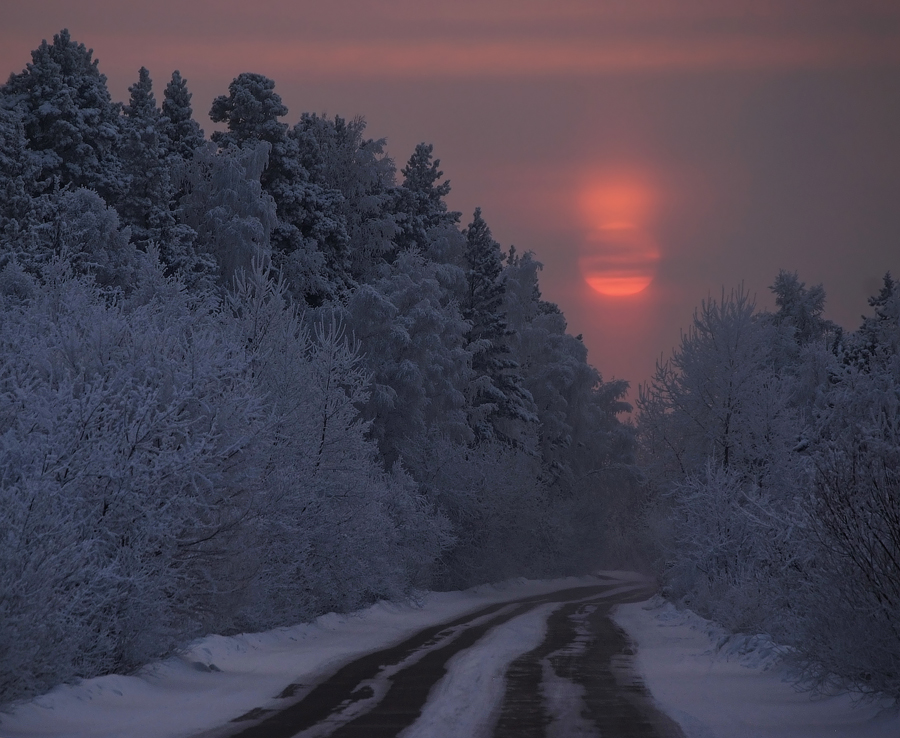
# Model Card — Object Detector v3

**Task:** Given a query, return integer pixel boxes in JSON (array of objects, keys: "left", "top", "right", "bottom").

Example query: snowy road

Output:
[
  {"left": 200, "top": 576, "right": 681, "bottom": 738},
  {"left": 7, "top": 572, "right": 895, "bottom": 737}
]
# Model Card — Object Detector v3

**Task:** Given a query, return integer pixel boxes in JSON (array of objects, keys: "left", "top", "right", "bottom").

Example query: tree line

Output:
[{"left": 0, "top": 30, "right": 635, "bottom": 703}]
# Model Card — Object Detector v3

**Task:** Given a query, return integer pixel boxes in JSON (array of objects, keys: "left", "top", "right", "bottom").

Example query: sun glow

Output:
[{"left": 577, "top": 178, "right": 660, "bottom": 297}]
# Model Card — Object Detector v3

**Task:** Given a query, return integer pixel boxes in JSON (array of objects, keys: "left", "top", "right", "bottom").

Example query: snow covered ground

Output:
[
  {"left": 611, "top": 596, "right": 900, "bottom": 738},
  {"left": 3, "top": 573, "right": 897, "bottom": 738}
]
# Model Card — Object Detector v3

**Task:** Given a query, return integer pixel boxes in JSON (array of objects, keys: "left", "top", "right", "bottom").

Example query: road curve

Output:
[{"left": 203, "top": 576, "right": 684, "bottom": 738}]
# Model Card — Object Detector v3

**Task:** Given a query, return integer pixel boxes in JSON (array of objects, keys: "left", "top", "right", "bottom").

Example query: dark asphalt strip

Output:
[
  {"left": 493, "top": 600, "right": 584, "bottom": 737},
  {"left": 494, "top": 584, "right": 683, "bottom": 738},
  {"left": 569, "top": 604, "right": 686, "bottom": 738},
  {"left": 326, "top": 584, "right": 642, "bottom": 737}
]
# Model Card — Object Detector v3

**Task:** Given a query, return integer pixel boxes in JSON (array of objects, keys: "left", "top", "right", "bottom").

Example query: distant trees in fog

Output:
[{"left": 0, "top": 30, "right": 636, "bottom": 703}]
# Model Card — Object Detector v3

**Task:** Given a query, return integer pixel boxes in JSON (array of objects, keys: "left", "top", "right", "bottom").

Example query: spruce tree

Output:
[
  {"left": 161, "top": 70, "right": 205, "bottom": 162},
  {"left": 769, "top": 269, "right": 837, "bottom": 346},
  {"left": 119, "top": 67, "right": 175, "bottom": 250},
  {"left": 843, "top": 272, "right": 899, "bottom": 370},
  {"left": 393, "top": 143, "right": 461, "bottom": 260},
  {"left": 463, "top": 208, "right": 536, "bottom": 444}
]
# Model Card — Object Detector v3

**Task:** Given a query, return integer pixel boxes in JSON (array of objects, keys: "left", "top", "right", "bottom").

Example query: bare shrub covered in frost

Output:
[
  {"left": 791, "top": 361, "right": 900, "bottom": 699},
  {"left": 638, "top": 272, "right": 900, "bottom": 702}
]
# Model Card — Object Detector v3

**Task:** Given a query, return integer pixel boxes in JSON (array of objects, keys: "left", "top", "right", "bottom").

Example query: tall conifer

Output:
[{"left": 463, "top": 208, "right": 536, "bottom": 443}]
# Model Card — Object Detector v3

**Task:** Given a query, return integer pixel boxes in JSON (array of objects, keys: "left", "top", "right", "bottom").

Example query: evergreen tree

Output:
[
  {"left": 0, "top": 104, "right": 56, "bottom": 267},
  {"left": 118, "top": 67, "right": 179, "bottom": 251},
  {"left": 1, "top": 29, "right": 123, "bottom": 203},
  {"left": 210, "top": 73, "right": 349, "bottom": 304},
  {"left": 463, "top": 208, "right": 536, "bottom": 444},
  {"left": 178, "top": 142, "right": 276, "bottom": 286},
  {"left": 768, "top": 269, "right": 838, "bottom": 347},
  {"left": 393, "top": 143, "right": 462, "bottom": 264},
  {"left": 503, "top": 249, "right": 631, "bottom": 491},
  {"left": 293, "top": 113, "right": 396, "bottom": 282},
  {"left": 843, "top": 272, "right": 899, "bottom": 370},
  {"left": 344, "top": 249, "right": 472, "bottom": 469},
  {"left": 161, "top": 70, "right": 205, "bottom": 162}
]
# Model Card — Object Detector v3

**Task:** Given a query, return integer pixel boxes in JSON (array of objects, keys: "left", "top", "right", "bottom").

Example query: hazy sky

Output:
[{"left": 3, "top": 1, "right": 899, "bottom": 394}]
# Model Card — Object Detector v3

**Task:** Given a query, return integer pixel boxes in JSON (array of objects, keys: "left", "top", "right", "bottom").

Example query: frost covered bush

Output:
[
  {"left": 658, "top": 463, "right": 802, "bottom": 634},
  {"left": 637, "top": 286, "right": 807, "bottom": 627},
  {"left": 0, "top": 259, "right": 266, "bottom": 702},
  {"left": 791, "top": 356, "right": 900, "bottom": 700},
  {"left": 227, "top": 265, "right": 451, "bottom": 628}
]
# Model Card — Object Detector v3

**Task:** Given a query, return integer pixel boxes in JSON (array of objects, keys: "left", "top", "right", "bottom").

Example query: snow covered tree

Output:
[
  {"left": 6, "top": 187, "right": 139, "bottom": 290},
  {"left": 118, "top": 67, "right": 186, "bottom": 254},
  {"left": 393, "top": 143, "right": 464, "bottom": 267},
  {"left": 0, "top": 104, "right": 57, "bottom": 265},
  {"left": 226, "top": 262, "right": 449, "bottom": 625},
  {"left": 414, "top": 438, "right": 552, "bottom": 589},
  {"left": 637, "top": 284, "right": 810, "bottom": 631},
  {"left": 638, "top": 286, "right": 798, "bottom": 486},
  {"left": 293, "top": 113, "right": 396, "bottom": 282},
  {"left": 792, "top": 340, "right": 900, "bottom": 699},
  {"left": 178, "top": 142, "right": 276, "bottom": 286},
  {"left": 463, "top": 208, "right": 536, "bottom": 444},
  {"left": 1, "top": 29, "right": 124, "bottom": 203},
  {"left": 0, "top": 261, "right": 268, "bottom": 702},
  {"left": 768, "top": 270, "right": 837, "bottom": 347},
  {"left": 343, "top": 249, "right": 472, "bottom": 469},
  {"left": 50, "top": 188, "right": 140, "bottom": 291},
  {"left": 161, "top": 70, "right": 205, "bottom": 162},
  {"left": 503, "top": 249, "right": 631, "bottom": 490},
  {"left": 210, "top": 73, "right": 350, "bottom": 304},
  {"left": 842, "top": 272, "right": 899, "bottom": 371},
  {"left": 502, "top": 248, "right": 636, "bottom": 569}
]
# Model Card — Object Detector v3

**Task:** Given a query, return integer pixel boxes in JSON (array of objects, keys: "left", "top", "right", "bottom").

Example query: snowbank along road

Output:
[{"left": 198, "top": 574, "right": 682, "bottom": 738}]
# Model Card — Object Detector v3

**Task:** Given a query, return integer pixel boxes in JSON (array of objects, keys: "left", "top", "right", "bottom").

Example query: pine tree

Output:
[
  {"left": 463, "top": 208, "right": 536, "bottom": 444},
  {"left": 1, "top": 29, "right": 124, "bottom": 203}
]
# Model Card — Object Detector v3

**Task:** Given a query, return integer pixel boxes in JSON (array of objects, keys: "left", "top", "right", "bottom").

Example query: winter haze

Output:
[{"left": 3, "top": 0, "right": 899, "bottom": 387}]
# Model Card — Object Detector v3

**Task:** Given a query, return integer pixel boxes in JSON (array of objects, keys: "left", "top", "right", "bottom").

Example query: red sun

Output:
[{"left": 577, "top": 180, "right": 660, "bottom": 297}]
